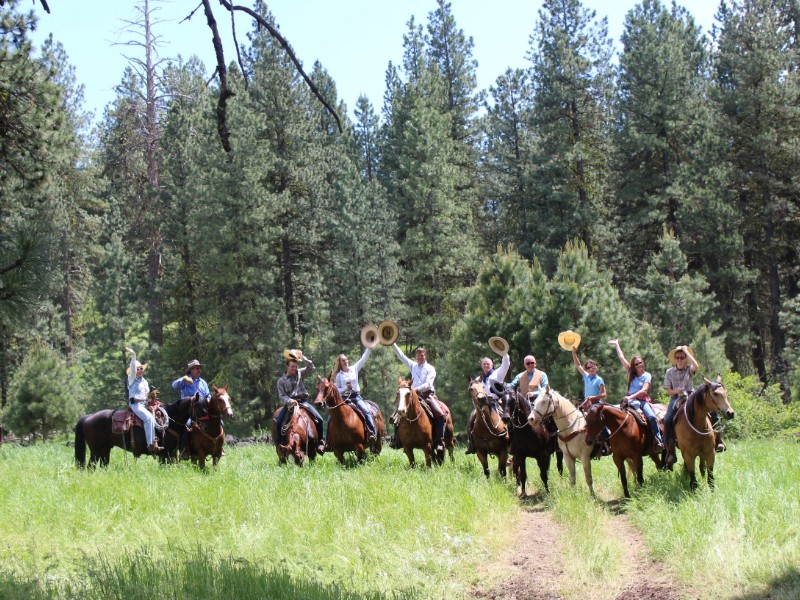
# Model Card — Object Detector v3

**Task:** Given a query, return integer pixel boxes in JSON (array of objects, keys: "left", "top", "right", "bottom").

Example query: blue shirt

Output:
[
  {"left": 509, "top": 369, "right": 549, "bottom": 391},
  {"left": 627, "top": 371, "right": 652, "bottom": 397},
  {"left": 172, "top": 376, "right": 211, "bottom": 400},
  {"left": 583, "top": 372, "right": 604, "bottom": 399}
]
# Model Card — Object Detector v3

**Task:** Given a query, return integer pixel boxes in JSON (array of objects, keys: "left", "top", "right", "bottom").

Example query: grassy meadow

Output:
[{"left": 0, "top": 438, "right": 797, "bottom": 599}]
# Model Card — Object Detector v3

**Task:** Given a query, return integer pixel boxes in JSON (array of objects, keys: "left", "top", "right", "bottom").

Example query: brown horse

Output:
[
  {"left": 186, "top": 385, "right": 233, "bottom": 469},
  {"left": 468, "top": 378, "right": 509, "bottom": 478},
  {"left": 673, "top": 377, "right": 734, "bottom": 491},
  {"left": 271, "top": 403, "right": 320, "bottom": 466},
  {"left": 584, "top": 402, "right": 664, "bottom": 498},
  {"left": 394, "top": 378, "right": 454, "bottom": 467},
  {"left": 314, "top": 377, "right": 385, "bottom": 464}
]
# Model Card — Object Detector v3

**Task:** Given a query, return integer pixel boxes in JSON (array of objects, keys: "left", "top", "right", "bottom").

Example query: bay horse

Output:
[
  {"left": 75, "top": 395, "right": 170, "bottom": 468},
  {"left": 501, "top": 385, "right": 562, "bottom": 496},
  {"left": 673, "top": 376, "right": 734, "bottom": 491},
  {"left": 185, "top": 385, "right": 233, "bottom": 469},
  {"left": 468, "top": 378, "right": 509, "bottom": 478},
  {"left": 394, "top": 378, "right": 454, "bottom": 467},
  {"left": 158, "top": 394, "right": 208, "bottom": 463},
  {"left": 584, "top": 402, "right": 664, "bottom": 498},
  {"left": 314, "top": 377, "right": 385, "bottom": 464},
  {"left": 271, "top": 402, "right": 320, "bottom": 466},
  {"left": 529, "top": 386, "right": 595, "bottom": 495}
]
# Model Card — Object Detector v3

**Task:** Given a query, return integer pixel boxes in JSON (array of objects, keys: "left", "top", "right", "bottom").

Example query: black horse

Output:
[
  {"left": 501, "top": 384, "right": 563, "bottom": 496},
  {"left": 74, "top": 396, "right": 206, "bottom": 468}
]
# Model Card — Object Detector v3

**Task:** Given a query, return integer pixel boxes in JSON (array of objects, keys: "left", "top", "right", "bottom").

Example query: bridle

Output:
[
  {"left": 470, "top": 382, "right": 507, "bottom": 437},
  {"left": 533, "top": 391, "right": 583, "bottom": 437},
  {"left": 586, "top": 402, "right": 629, "bottom": 442},
  {"left": 318, "top": 379, "right": 346, "bottom": 410},
  {"left": 505, "top": 389, "right": 532, "bottom": 429},
  {"left": 682, "top": 385, "right": 726, "bottom": 437},
  {"left": 396, "top": 384, "right": 423, "bottom": 423}
]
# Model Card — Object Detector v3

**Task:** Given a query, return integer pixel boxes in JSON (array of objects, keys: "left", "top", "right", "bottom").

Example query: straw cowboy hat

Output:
[
  {"left": 377, "top": 320, "right": 400, "bottom": 346},
  {"left": 488, "top": 336, "right": 509, "bottom": 356},
  {"left": 360, "top": 324, "right": 380, "bottom": 349},
  {"left": 557, "top": 330, "right": 582, "bottom": 352},
  {"left": 185, "top": 359, "right": 203, "bottom": 374},
  {"left": 667, "top": 345, "right": 694, "bottom": 365},
  {"left": 125, "top": 361, "right": 148, "bottom": 376},
  {"left": 283, "top": 349, "right": 305, "bottom": 361}
]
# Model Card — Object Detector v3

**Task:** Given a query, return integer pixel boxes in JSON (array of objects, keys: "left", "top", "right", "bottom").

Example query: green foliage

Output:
[{"left": 722, "top": 371, "right": 800, "bottom": 440}]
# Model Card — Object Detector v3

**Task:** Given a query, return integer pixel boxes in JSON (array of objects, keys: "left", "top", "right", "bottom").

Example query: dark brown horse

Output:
[
  {"left": 468, "top": 378, "right": 509, "bottom": 478},
  {"left": 271, "top": 402, "right": 320, "bottom": 466},
  {"left": 185, "top": 385, "right": 233, "bottom": 469},
  {"left": 394, "top": 378, "right": 454, "bottom": 467},
  {"left": 673, "top": 377, "right": 734, "bottom": 491},
  {"left": 314, "top": 377, "right": 385, "bottom": 464},
  {"left": 584, "top": 401, "right": 664, "bottom": 498},
  {"left": 501, "top": 385, "right": 562, "bottom": 496}
]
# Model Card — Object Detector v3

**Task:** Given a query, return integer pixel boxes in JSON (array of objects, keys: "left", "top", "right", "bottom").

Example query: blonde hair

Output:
[{"left": 330, "top": 353, "right": 348, "bottom": 380}]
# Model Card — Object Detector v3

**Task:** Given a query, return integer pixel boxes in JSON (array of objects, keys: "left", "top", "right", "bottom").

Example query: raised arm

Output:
[
  {"left": 353, "top": 347, "right": 371, "bottom": 374},
  {"left": 608, "top": 339, "right": 630, "bottom": 371},
  {"left": 684, "top": 346, "right": 700, "bottom": 373},
  {"left": 299, "top": 357, "right": 315, "bottom": 378},
  {"left": 489, "top": 353, "right": 511, "bottom": 384},
  {"left": 571, "top": 348, "right": 585, "bottom": 376},
  {"left": 126, "top": 348, "right": 137, "bottom": 386},
  {"left": 392, "top": 343, "right": 414, "bottom": 370}
]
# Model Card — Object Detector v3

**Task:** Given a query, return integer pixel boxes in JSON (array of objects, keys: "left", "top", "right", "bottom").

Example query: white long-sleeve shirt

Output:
[
  {"left": 392, "top": 343, "right": 436, "bottom": 393},
  {"left": 127, "top": 353, "right": 150, "bottom": 401},
  {"left": 482, "top": 354, "right": 510, "bottom": 395},
  {"left": 334, "top": 348, "right": 371, "bottom": 394}
]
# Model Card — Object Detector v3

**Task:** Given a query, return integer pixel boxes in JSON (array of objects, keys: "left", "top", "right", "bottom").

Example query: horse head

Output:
[
  {"left": 467, "top": 377, "right": 488, "bottom": 410},
  {"left": 703, "top": 376, "right": 734, "bottom": 420},
  {"left": 527, "top": 385, "right": 554, "bottom": 426},
  {"left": 396, "top": 377, "right": 414, "bottom": 418},
  {"left": 211, "top": 384, "right": 234, "bottom": 419},
  {"left": 314, "top": 376, "right": 338, "bottom": 408},
  {"left": 582, "top": 401, "right": 606, "bottom": 445}
]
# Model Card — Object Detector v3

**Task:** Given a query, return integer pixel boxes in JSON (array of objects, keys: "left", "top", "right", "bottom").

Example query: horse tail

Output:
[{"left": 74, "top": 415, "right": 87, "bottom": 468}]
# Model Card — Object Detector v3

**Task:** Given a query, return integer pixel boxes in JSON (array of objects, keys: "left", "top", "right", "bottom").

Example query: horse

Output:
[
  {"left": 467, "top": 378, "right": 509, "bottom": 478},
  {"left": 394, "top": 378, "right": 454, "bottom": 467},
  {"left": 185, "top": 385, "right": 233, "bottom": 469},
  {"left": 584, "top": 401, "right": 664, "bottom": 498},
  {"left": 314, "top": 376, "right": 385, "bottom": 464},
  {"left": 75, "top": 395, "right": 171, "bottom": 468},
  {"left": 501, "top": 384, "right": 562, "bottom": 496},
  {"left": 529, "top": 385, "right": 595, "bottom": 495},
  {"left": 673, "top": 377, "right": 734, "bottom": 491},
  {"left": 271, "top": 401, "right": 320, "bottom": 466},
  {"left": 158, "top": 394, "right": 208, "bottom": 463}
]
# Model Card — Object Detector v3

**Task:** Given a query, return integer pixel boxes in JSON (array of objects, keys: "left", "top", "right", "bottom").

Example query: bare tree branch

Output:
[
  {"left": 230, "top": 6, "right": 248, "bottom": 90},
  {"left": 202, "top": 0, "right": 234, "bottom": 152},
  {"left": 179, "top": 1, "right": 202, "bottom": 24}
]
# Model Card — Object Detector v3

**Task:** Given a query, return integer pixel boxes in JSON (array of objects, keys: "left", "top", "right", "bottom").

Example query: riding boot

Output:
[
  {"left": 465, "top": 433, "right": 475, "bottom": 454},
  {"left": 148, "top": 440, "right": 162, "bottom": 455},
  {"left": 389, "top": 425, "right": 400, "bottom": 449},
  {"left": 434, "top": 418, "right": 445, "bottom": 452}
]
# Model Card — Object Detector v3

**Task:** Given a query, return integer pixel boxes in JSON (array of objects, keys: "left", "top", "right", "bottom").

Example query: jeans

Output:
[
  {"left": 276, "top": 401, "right": 324, "bottom": 443},
  {"left": 664, "top": 395, "right": 680, "bottom": 445},
  {"left": 629, "top": 399, "right": 663, "bottom": 443},
  {"left": 349, "top": 395, "right": 376, "bottom": 438},
  {"left": 129, "top": 401, "right": 156, "bottom": 446}
]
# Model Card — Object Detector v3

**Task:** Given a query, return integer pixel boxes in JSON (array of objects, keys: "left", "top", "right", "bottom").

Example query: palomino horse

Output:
[
  {"left": 395, "top": 378, "right": 454, "bottom": 467},
  {"left": 529, "top": 386, "right": 595, "bottom": 495},
  {"left": 186, "top": 385, "right": 233, "bottom": 469},
  {"left": 314, "top": 377, "right": 385, "bottom": 464},
  {"left": 502, "top": 385, "right": 562, "bottom": 496},
  {"left": 584, "top": 401, "right": 663, "bottom": 498},
  {"left": 468, "top": 378, "right": 509, "bottom": 478},
  {"left": 673, "top": 377, "right": 734, "bottom": 491},
  {"left": 271, "top": 402, "right": 320, "bottom": 466}
]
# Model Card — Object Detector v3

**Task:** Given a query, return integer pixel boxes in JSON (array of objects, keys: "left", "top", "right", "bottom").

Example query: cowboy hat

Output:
[
  {"left": 377, "top": 320, "right": 399, "bottom": 346},
  {"left": 667, "top": 346, "right": 694, "bottom": 365},
  {"left": 557, "top": 330, "right": 582, "bottom": 352},
  {"left": 185, "top": 359, "right": 203, "bottom": 374},
  {"left": 125, "top": 361, "right": 148, "bottom": 376},
  {"left": 488, "top": 336, "right": 509, "bottom": 356},
  {"left": 360, "top": 324, "right": 380, "bottom": 349},
  {"left": 282, "top": 349, "right": 304, "bottom": 361}
]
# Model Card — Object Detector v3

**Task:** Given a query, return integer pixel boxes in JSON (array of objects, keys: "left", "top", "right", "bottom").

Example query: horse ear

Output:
[
  {"left": 703, "top": 376, "right": 712, "bottom": 387},
  {"left": 316, "top": 374, "right": 322, "bottom": 382},
  {"left": 466, "top": 375, "right": 472, "bottom": 384},
  {"left": 398, "top": 376, "right": 405, "bottom": 386},
  {"left": 715, "top": 374, "right": 722, "bottom": 384},
  {"left": 212, "top": 384, "right": 219, "bottom": 392},
  {"left": 546, "top": 384, "right": 551, "bottom": 393}
]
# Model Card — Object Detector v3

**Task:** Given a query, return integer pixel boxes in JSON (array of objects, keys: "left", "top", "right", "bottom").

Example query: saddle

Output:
[
  {"left": 418, "top": 391, "right": 449, "bottom": 419},
  {"left": 281, "top": 404, "right": 315, "bottom": 443},
  {"left": 111, "top": 402, "right": 165, "bottom": 435},
  {"left": 343, "top": 394, "right": 379, "bottom": 425}
]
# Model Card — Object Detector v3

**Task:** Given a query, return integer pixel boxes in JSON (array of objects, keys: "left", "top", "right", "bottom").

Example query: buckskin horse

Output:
[
  {"left": 501, "top": 384, "right": 562, "bottom": 496},
  {"left": 673, "top": 376, "right": 734, "bottom": 491},
  {"left": 394, "top": 378, "right": 454, "bottom": 467},
  {"left": 529, "top": 386, "right": 595, "bottom": 495},
  {"left": 271, "top": 401, "right": 321, "bottom": 466},
  {"left": 314, "top": 376, "right": 385, "bottom": 464},
  {"left": 75, "top": 394, "right": 170, "bottom": 468},
  {"left": 584, "top": 401, "right": 664, "bottom": 498},
  {"left": 185, "top": 385, "right": 233, "bottom": 469},
  {"left": 468, "top": 378, "right": 509, "bottom": 478}
]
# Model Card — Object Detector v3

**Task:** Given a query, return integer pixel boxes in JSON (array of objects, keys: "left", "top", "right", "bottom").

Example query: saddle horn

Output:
[
  {"left": 360, "top": 324, "right": 380, "bottom": 349},
  {"left": 377, "top": 320, "right": 399, "bottom": 346}
]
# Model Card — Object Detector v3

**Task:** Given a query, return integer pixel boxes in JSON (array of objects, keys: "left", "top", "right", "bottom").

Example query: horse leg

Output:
[
  {"left": 614, "top": 453, "right": 630, "bottom": 499},
  {"left": 683, "top": 451, "right": 698, "bottom": 491},
  {"left": 334, "top": 448, "right": 345, "bottom": 464},
  {"left": 581, "top": 448, "right": 594, "bottom": 495},
  {"left": 423, "top": 445, "right": 433, "bottom": 468},
  {"left": 100, "top": 449, "right": 110, "bottom": 468},
  {"left": 699, "top": 454, "right": 706, "bottom": 477},
  {"left": 537, "top": 454, "right": 550, "bottom": 493},
  {"left": 556, "top": 449, "right": 564, "bottom": 476},
  {"left": 517, "top": 457, "right": 526, "bottom": 497},
  {"left": 356, "top": 444, "right": 366, "bottom": 464},
  {"left": 564, "top": 452, "right": 577, "bottom": 486},
  {"left": 705, "top": 448, "right": 715, "bottom": 490},
  {"left": 634, "top": 455, "right": 644, "bottom": 487},
  {"left": 498, "top": 447, "right": 508, "bottom": 478},
  {"left": 404, "top": 446, "right": 417, "bottom": 468},
  {"left": 476, "top": 449, "right": 490, "bottom": 478}
]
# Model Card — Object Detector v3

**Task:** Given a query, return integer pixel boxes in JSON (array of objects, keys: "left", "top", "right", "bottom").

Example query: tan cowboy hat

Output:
[
  {"left": 185, "top": 359, "right": 203, "bottom": 374},
  {"left": 360, "top": 324, "right": 380, "bottom": 349},
  {"left": 557, "top": 330, "right": 582, "bottom": 352},
  {"left": 283, "top": 349, "right": 305, "bottom": 361},
  {"left": 488, "top": 336, "right": 509, "bottom": 356},
  {"left": 377, "top": 320, "right": 399, "bottom": 346},
  {"left": 667, "top": 346, "right": 695, "bottom": 365},
  {"left": 125, "top": 361, "right": 148, "bottom": 376}
]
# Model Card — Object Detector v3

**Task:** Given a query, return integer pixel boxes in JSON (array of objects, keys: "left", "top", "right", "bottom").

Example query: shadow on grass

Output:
[{"left": 730, "top": 566, "right": 800, "bottom": 600}]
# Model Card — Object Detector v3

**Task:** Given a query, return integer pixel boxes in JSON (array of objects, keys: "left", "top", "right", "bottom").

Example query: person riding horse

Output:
[
  {"left": 331, "top": 348, "right": 377, "bottom": 443},
  {"left": 172, "top": 359, "right": 211, "bottom": 460},
  {"left": 509, "top": 354, "right": 549, "bottom": 402},
  {"left": 465, "top": 340, "right": 510, "bottom": 455},
  {"left": 275, "top": 350, "right": 326, "bottom": 455},
  {"left": 390, "top": 344, "right": 446, "bottom": 452},
  {"left": 124, "top": 347, "right": 160, "bottom": 454},
  {"left": 565, "top": 334, "right": 608, "bottom": 457}
]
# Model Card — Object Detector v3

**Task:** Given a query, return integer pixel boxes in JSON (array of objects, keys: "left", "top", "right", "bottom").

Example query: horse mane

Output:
[{"left": 687, "top": 383, "right": 716, "bottom": 422}]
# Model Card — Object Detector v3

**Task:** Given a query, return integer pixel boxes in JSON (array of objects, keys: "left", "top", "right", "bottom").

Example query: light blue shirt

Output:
[
  {"left": 172, "top": 376, "right": 211, "bottom": 400},
  {"left": 509, "top": 369, "right": 549, "bottom": 391},
  {"left": 627, "top": 371, "right": 652, "bottom": 397},
  {"left": 583, "top": 372, "right": 604, "bottom": 399},
  {"left": 128, "top": 377, "right": 150, "bottom": 401}
]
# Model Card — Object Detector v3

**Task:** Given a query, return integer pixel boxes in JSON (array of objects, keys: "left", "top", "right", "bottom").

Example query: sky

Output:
[{"left": 28, "top": 1, "right": 720, "bottom": 123}]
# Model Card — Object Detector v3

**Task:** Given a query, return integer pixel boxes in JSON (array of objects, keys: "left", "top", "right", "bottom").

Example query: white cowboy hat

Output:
[
  {"left": 360, "top": 324, "right": 380, "bottom": 349},
  {"left": 488, "top": 336, "right": 509, "bottom": 356},
  {"left": 125, "top": 361, "right": 148, "bottom": 376},
  {"left": 557, "top": 330, "right": 582, "bottom": 352},
  {"left": 283, "top": 349, "right": 304, "bottom": 361},
  {"left": 667, "top": 346, "right": 694, "bottom": 365},
  {"left": 377, "top": 320, "right": 400, "bottom": 346}
]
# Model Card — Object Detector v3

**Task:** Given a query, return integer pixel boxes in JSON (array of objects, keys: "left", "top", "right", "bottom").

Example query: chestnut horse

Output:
[
  {"left": 394, "top": 378, "right": 454, "bottom": 467},
  {"left": 186, "top": 385, "right": 233, "bottom": 469},
  {"left": 584, "top": 402, "right": 664, "bottom": 498},
  {"left": 529, "top": 386, "right": 595, "bottom": 495},
  {"left": 674, "top": 377, "right": 735, "bottom": 491},
  {"left": 502, "top": 385, "right": 562, "bottom": 496},
  {"left": 314, "top": 377, "right": 385, "bottom": 464},
  {"left": 271, "top": 403, "right": 320, "bottom": 466},
  {"left": 468, "top": 378, "right": 509, "bottom": 478}
]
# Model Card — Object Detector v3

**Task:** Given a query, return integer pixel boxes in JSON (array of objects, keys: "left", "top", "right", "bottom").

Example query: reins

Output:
[
  {"left": 397, "top": 386, "right": 423, "bottom": 423},
  {"left": 470, "top": 385, "right": 507, "bottom": 438}
]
